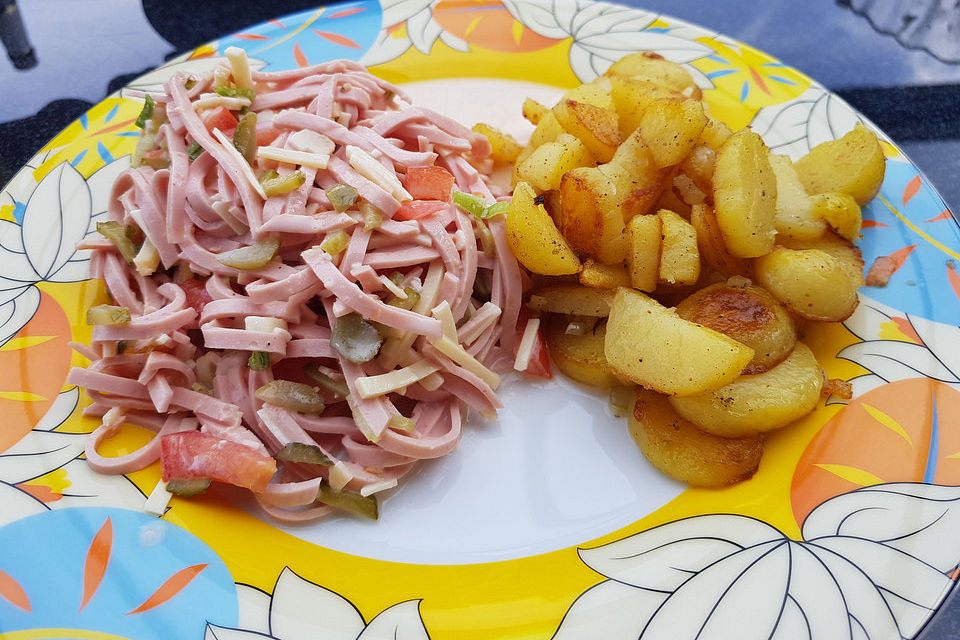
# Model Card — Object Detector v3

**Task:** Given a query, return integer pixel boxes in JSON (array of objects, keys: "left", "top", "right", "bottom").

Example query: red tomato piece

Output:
[
  {"left": 180, "top": 279, "right": 213, "bottom": 317},
  {"left": 256, "top": 123, "right": 281, "bottom": 146},
  {"left": 395, "top": 200, "right": 449, "bottom": 221},
  {"left": 403, "top": 166, "right": 455, "bottom": 201},
  {"left": 199, "top": 106, "right": 239, "bottom": 136},
  {"left": 161, "top": 431, "right": 277, "bottom": 493},
  {"left": 513, "top": 308, "right": 552, "bottom": 379}
]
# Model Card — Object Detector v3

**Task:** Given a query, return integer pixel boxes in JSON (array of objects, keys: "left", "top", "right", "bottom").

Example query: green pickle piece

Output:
[
  {"left": 316, "top": 485, "right": 379, "bottom": 520},
  {"left": 262, "top": 171, "right": 306, "bottom": 197},
  {"left": 86, "top": 304, "right": 131, "bottom": 326},
  {"left": 326, "top": 183, "right": 359, "bottom": 212},
  {"left": 275, "top": 442, "right": 333, "bottom": 466},
  {"left": 216, "top": 237, "right": 281, "bottom": 269},
  {"left": 96, "top": 221, "right": 139, "bottom": 262},
  {"left": 166, "top": 477, "right": 211, "bottom": 497},
  {"left": 214, "top": 85, "right": 257, "bottom": 100},
  {"left": 320, "top": 229, "right": 350, "bottom": 258},
  {"left": 232, "top": 111, "right": 258, "bottom": 165},
  {"left": 255, "top": 380, "right": 326, "bottom": 415},
  {"left": 135, "top": 95, "right": 154, "bottom": 129},
  {"left": 248, "top": 351, "right": 271, "bottom": 370},
  {"left": 330, "top": 313, "right": 383, "bottom": 363},
  {"left": 303, "top": 364, "right": 349, "bottom": 398},
  {"left": 387, "top": 287, "right": 420, "bottom": 311}
]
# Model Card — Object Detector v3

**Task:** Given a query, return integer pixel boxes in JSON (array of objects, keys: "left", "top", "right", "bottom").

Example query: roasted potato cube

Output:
[
  {"left": 779, "top": 230, "right": 865, "bottom": 288},
  {"left": 682, "top": 145, "right": 717, "bottom": 194},
  {"left": 630, "top": 388, "right": 763, "bottom": 486},
  {"left": 527, "top": 284, "right": 614, "bottom": 316},
  {"left": 530, "top": 112, "right": 565, "bottom": 148},
  {"left": 810, "top": 192, "right": 862, "bottom": 241},
  {"left": 626, "top": 213, "right": 661, "bottom": 292},
  {"left": 545, "top": 316, "right": 620, "bottom": 388},
  {"left": 673, "top": 174, "right": 706, "bottom": 206},
  {"left": 689, "top": 203, "right": 752, "bottom": 278},
  {"left": 675, "top": 282, "right": 797, "bottom": 375},
  {"left": 473, "top": 122, "right": 523, "bottom": 165},
  {"left": 769, "top": 154, "right": 825, "bottom": 241},
  {"left": 522, "top": 97, "right": 550, "bottom": 125},
  {"left": 609, "top": 76, "right": 683, "bottom": 138},
  {"left": 558, "top": 166, "right": 629, "bottom": 264},
  {"left": 653, "top": 183, "right": 691, "bottom": 217},
  {"left": 604, "top": 288, "right": 754, "bottom": 396},
  {"left": 698, "top": 117, "right": 733, "bottom": 151},
  {"left": 516, "top": 133, "right": 595, "bottom": 191},
  {"left": 604, "top": 51, "right": 701, "bottom": 99},
  {"left": 713, "top": 128, "right": 778, "bottom": 258},
  {"left": 506, "top": 181, "right": 581, "bottom": 275},
  {"left": 563, "top": 80, "right": 616, "bottom": 110},
  {"left": 669, "top": 342, "right": 823, "bottom": 438},
  {"left": 658, "top": 209, "right": 700, "bottom": 285},
  {"left": 511, "top": 144, "right": 536, "bottom": 189},
  {"left": 579, "top": 259, "right": 632, "bottom": 289},
  {"left": 754, "top": 246, "right": 859, "bottom": 321},
  {"left": 639, "top": 98, "right": 707, "bottom": 168},
  {"left": 553, "top": 99, "right": 620, "bottom": 163},
  {"left": 608, "top": 129, "right": 671, "bottom": 217},
  {"left": 794, "top": 123, "right": 885, "bottom": 206}
]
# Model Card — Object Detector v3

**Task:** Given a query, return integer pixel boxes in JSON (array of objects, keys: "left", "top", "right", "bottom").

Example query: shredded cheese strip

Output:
[
  {"left": 514, "top": 317, "right": 541, "bottom": 372},
  {"left": 257, "top": 146, "right": 331, "bottom": 169}
]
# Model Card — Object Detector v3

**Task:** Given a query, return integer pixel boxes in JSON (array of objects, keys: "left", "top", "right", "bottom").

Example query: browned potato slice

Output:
[
  {"left": 699, "top": 117, "right": 733, "bottom": 151},
  {"left": 553, "top": 99, "right": 621, "bottom": 163},
  {"left": 527, "top": 285, "right": 614, "bottom": 317},
  {"left": 779, "top": 230, "right": 865, "bottom": 288},
  {"left": 690, "top": 203, "right": 752, "bottom": 277},
  {"left": 669, "top": 342, "right": 823, "bottom": 438},
  {"left": 673, "top": 174, "right": 707, "bottom": 206},
  {"left": 579, "top": 259, "right": 632, "bottom": 289},
  {"left": 529, "top": 112, "right": 565, "bottom": 148},
  {"left": 608, "top": 130, "right": 671, "bottom": 218},
  {"left": 563, "top": 80, "right": 615, "bottom": 110},
  {"left": 516, "top": 133, "right": 595, "bottom": 191},
  {"left": 626, "top": 213, "right": 661, "bottom": 292},
  {"left": 604, "top": 51, "right": 701, "bottom": 99},
  {"left": 675, "top": 282, "right": 797, "bottom": 374},
  {"left": 770, "top": 154, "right": 825, "bottom": 241},
  {"left": 506, "top": 182, "right": 581, "bottom": 276},
  {"left": 794, "top": 122, "right": 886, "bottom": 205},
  {"left": 604, "top": 288, "right": 754, "bottom": 396},
  {"left": 630, "top": 388, "right": 763, "bottom": 486},
  {"left": 639, "top": 98, "right": 707, "bottom": 168},
  {"left": 658, "top": 209, "right": 700, "bottom": 285},
  {"left": 510, "top": 144, "right": 536, "bottom": 189},
  {"left": 609, "top": 76, "right": 683, "bottom": 138},
  {"left": 522, "top": 97, "right": 550, "bottom": 126},
  {"left": 473, "top": 123, "right": 522, "bottom": 165},
  {"left": 713, "top": 128, "right": 778, "bottom": 258},
  {"left": 558, "top": 167, "right": 629, "bottom": 264},
  {"left": 681, "top": 145, "right": 716, "bottom": 194},
  {"left": 754, "top": 246, "right": 858, "bottom": 321},
  {"left": 653, "top": 183, "right": 691, "bottom": 217},
  {"left": 810, "top": 192, "right": 862, "bottom": 241},
  {"left": 545, "top": 316, "right": 620, "bottom": 388}
]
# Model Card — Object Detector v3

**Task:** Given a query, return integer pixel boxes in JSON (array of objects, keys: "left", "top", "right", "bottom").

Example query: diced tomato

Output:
[
  {"left": 513, "top": 308, "right": 552, "bottom": 379},
  {"left": 180, "top": 278, "right": 213, "bottom": 316},
  {"left": 395, "top": 200, "right": 448, "bottom": 221},
  {"left": 256, "top": 123, "right": 281, "bottom": 146},
  {"left": 403, "top": 166, "right": 455, "bottom": 201},
  {"left": 199, "top": 106, "right": 239, "bottom": 136},
  {"left": 161, "top": 431, "right": 277, "bottom": 493}
]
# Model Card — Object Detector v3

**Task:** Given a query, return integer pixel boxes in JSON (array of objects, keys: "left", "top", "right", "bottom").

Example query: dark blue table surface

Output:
[{"left": 1, "top": 1, "right": 958, "bottom": 637}]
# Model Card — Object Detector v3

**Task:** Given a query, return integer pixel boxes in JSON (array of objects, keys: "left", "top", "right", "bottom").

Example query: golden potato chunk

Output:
[
  {"left": 558, "top": 167, "right": 629, "bottom": 264},
  {"left": 563, "top": 80, "right": 615, "bottom": 110},
  {"left": 506, "top": 182, "right": 581, "bottom": 276},
  {"left": 669, "top": 342, "right": 823, "bottom": 438},
  {"left": 516, "top": 133, "right": 595, "bottom": 192},
  {"left": 604, "top": 288, "right": 754, "bottom": 396},
  {"left": 529, "top": 112, "right": 565, "bottom": 148},
  {"left": 609, "top": 76, "right": 683, "bottom": 138},
  {"left": 713, "top": 128, "right": 778, "bottom": 258},
  {"left": 699, "top": 117, "right": 733, "bottom": 151},
  {"left": 675, "top": 282, "right": 797, "bottom": 375},
  {"left": 690, "top": 203, "right": 752, "bottom": 278},
  {"left": 681, "top": 145, "right": 716, "bottom": 194},
  {"left": 607, "top": 129, "right": 671, "bottom": 218},
  {"left": 640, "top": 98, "right": 707, "bottom": 168},
  {"left": 630, "top": 388, "right": 763, "bottom": 487},
  {"left": 658, "top": 209, "right": 700, "bottom": 285},
  {"left": 770, "top": 154, "right": 825, "bottom": 241},
  {"left": 579, "top": 259, "right": 632, "bottom": 289},
  {"left": 527, "top": 285, "right": 613, "bottom": 317},
  {"left": 472, "top": 123, "right": 523, "bottom": 165},
  {"left": 810, "top": 192, "right": 862, "bottom": 241},
  {"left": 522, "top": 97, "right": 550, "bottom": 125},
  {"left": 545, "top": 316, "right": 620, "bottom": 388},
  {"left": 604, "top": 51, "right": 701, "bottom": 99},
  {"left": 779, "top": 230, "right": 865, "bottom": 289},
  {"left": 626, "top": 213, "right": 661, "bottom": 292},
  {"left": 754, "top": 246, "right": 858, "bottom": 321},
  {"left": 553, "top": 99, "right": 621, "bottom": 163},
  {"left": 794, "top": 122, "right": 886, "bottom": 205}
]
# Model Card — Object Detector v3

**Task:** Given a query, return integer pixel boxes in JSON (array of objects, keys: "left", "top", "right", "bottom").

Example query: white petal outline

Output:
[
  {"left": 768, "top": 595, "right": 811, "bottom": 640},
  {"left": 87, "top": 155, "right": 131, "bottom": 217},
  {"left": 837, "top": 341, "right": 960, "bottom": 384},
  {"left": 0, "top": 429, "right": 87, "bottom": 485},
  {"left": 842, "top": 299, "right": 897, "bottom": 342},
  {"left": 33, "top": 387, "right": 80, "bottom": 432},
  {"left": 0, "top": 481, "right": 49, "bottom": 527},
  {"left": 205, "top": 625, "right": 275, "bottom": 640},
  {"left": 269, "top": 567, "right": 365, "bottom": 640},
  {"left": 46, "top": 458, "right": 147, "bottom": 510},
  {"left": 0, "top": 285, "right": 40, "bottom": 346},
  {"left": 21, "top": 162, "right": 92, "bottom": 280},
  {"left": 903, "top": 313, "right": 960, "bottom": 381},
  {"left": 379, "top": 0, "right": 434, "bottom": 32},
  {"left": 358, "top": 599, "right": 429, "bottom": 640},
  {"left": 237, "top": 583, "right": 273, "bottom": 635},
  {"left": 552, "top": 580, "right": 667, "bottom": 640},
  {"left": 781, "top": 543, "right": 852, "bottom": 640},
  {"left": 121, "top": 56, "right": 267, "bottom": 95},
  {"left": 405, "top": 6, "right": 445, "bottom": 56}
]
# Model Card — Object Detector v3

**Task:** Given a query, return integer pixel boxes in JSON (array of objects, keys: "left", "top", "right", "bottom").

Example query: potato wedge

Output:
[
  {"left": 690, "top": 203, "right": 752, "bottom": 278},
  {"left": 529, "top": 111, "right": 565, "bottom": 148},
  {"left": 545, "top": 316, "right": 620, "bottom": 388},
  {"left": 563, "top": 80, "right": 615, "bottom": 110},
  {"left": 579, "top": 259, "right": 632, "bottom": 289},
  {"left": 527, "top": 285, "right": 614, "bottom": 317},
  {"left": 640, "top": 98, "right": 707, "bottom": 168},
  {"left": 608, "top": 130, "right": 672, "bottom": 218},
  {"left": 810, "top": 192, "right": 862, "bottom": 241},
  {"left": 610, "top": 76, "right": 683, "bottom": 138},
  {"left": 699, "top": 117, "right": 733, "bottom": 151},
  {"left": 626, "top": 213, "right": 661, "bottom": 292},
  {"left": 778, "top": 230, "right": 865, "bottom": 289},
  {"left": 658, "top": 209, "right": 700, "bottom": 285},
  {"left": 754, "top": 246, "right": 858, "bottom": 321},
  {"left": 516, "top": 133, "right": 595, "bottom": 191},
  {"left": 713, "top": 128, "right": 778, "bottom": 258},
  {"left": 669, "top": 342, "right": 823, "bottom": 438},
  {"left": 553, "top": 99, "right": 621, "bottom": 163},
  {"left": 506, "top": 182, "right": 581, "bottom": 275},
  {"left": 558, "top": 166, "right": 630, "bottom": 264},
  {"left": 605, "top": 51, "right": 701, "bottom": 99},
  {"left": 630, "top": 388, "right": 763, "bottom": 486},
  {"left": 522, "top": 97, "right": 550, "bottom": 126},
  {"left": 794, "top": 122, "right": 885, "bottom": 205},
  {"left": 604, "top": 288, "right": 754, "bottom": 396},
  {"left": 770, "top": 154, "right": 825, "bottom": 241},
  {"left": 473, "top": 123, "right": 522, "bottom": 165},
  {"left": 681, "top": 145, "right": 716, "bottom": 194},
  {"left": 675, "top": 282, "right": 797, "bottom": 375}
]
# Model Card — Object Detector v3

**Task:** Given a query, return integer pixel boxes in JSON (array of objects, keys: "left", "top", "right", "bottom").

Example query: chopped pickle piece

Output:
[
  {"left": 232, "top": 111, "right": 258, "bottom": 165},
  {"left": 262, "top": 171, "right": 306, "bottom": 197},
  {"left": 135, "top": 95, "right": 154, "bottom": 129},
  {"left": 388, "top": 287, "right": 420, "bottom": 310},
  {"left": 259, "top": 169, "right": 279, "bottom": 184},
  {"left": 96, "top": 221, "right": 139, "bottom": 262},
  {"left": 186, "top": 141, "right": 204, "bottom": 161},
  {"left": 316, "top": 484, "right": 378, "bottom": 520},
  {"left": 330, "top": 313, "right": 383, "bottom": 363},
  {"left": 139, "top": 155, "right": 170, "bottom": 170},
  {"left": 86, "top": 304, "right": 131, "bottom": 326},
  {"left": 303, "top": 364, "right": 349, "bottom": 398},
  {"left": 215, "top": 237, "right": 281, "bottom": 269},
  {"left": 248, "top": 351, "right": 271, "bottom": 370},
  {"left": 166, "top": 477, "right": 211, "bottom": 497},
  {"left": 275, "top": 442, "right": 333, "bottom": 466},
  {"left": 320, "top": 229, "right": 350, "bottom": 258},
  {"left": 255, "top": 380, "right": 326, "bottom": 415},
  {"left": 326, "top": 183, "right": 359, "bottom": 212},
  {"left": 214, "top": 85, "right": 257, "bottom": 100},
  {"left": 360, "top": 201, "right": 382, "bottom": 230}
]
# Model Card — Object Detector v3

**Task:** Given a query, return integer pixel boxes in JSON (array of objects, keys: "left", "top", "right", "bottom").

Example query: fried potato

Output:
[
  {"left": 713, "top": 128, "right": 778, "bottom": 258},
  {"left": 553, "top": 99, "right": 621, "bottom": 163},
  {"left": 604, "top": 51, "right": 701, "bottom": 99},
  {"left": 506, "top": 182, "right": 581, "bottom": 275},
  {"left": 690, "top": 203, "right": 752, "bottom": 277},
  {"left": 681, "top": 145, "right": 716, "bottom": 194},
  {"left": 810, "top": 192, "right": 862, "bottom": 241},
  {"left": 610, "top": 76, "right": 683, "bottom": 138},
  {"left": 516, "top": 133, "right": 595, "bottom": 192},
  {"left": 563, "top": 79, "right": 615, "bottom": 110},
  {"left": 529, "top": 111, "right": 565, "bottom": 148},
  {"left": 558, "top": 166, "right": 629, "bottom": 264},
  {"left": 629, "top": 388, "right": 763, "bottom": 486},
  {"left": 545, "top": 316, "right": 620, "bottom": 388},
  {"left": 522, "top": 97, "right": 550, "bottom": 125},
  {"left": 778, "top": 230, "right": 865, "bottom": 289},
  {"left": 527, "top": 285, "right": 614, "bottom": 317},
  {"left": 579, "top": 259, "right": 632, "bottom": 289},
  {"left": 673, "top": 174, "right": 707, "bottom": 206},
  {"left": 639, "top": 98, "right": 707, "bottom": 168},
  {"left": 699, "top": 117, "right": 733, "bottom": 151},
  {"left": 604, "top": 288, "right": 754, "bottom": 396},
  {"left": 607, "top": 130, "right": 672, "bottom": 218},
  {"left": 626, "top": 213, "right": 661, "bottom": 292},
  {"left": 675, "top": 282, "right": 797, "bottom": 375},
  {"left": 794, "top": 122, "right": 886, "bottom": 205},
  {"left": 473, "top": 122, "right": 523, "bottom": 165},
  {"left": 770, "top": 154, "right": 825, "bottom": 241},
  {"left": 658, "top": 209, "right": 700, "bottom": 285},
  {"left": 754, "top": 246, "right": 858, "bottom": 321},
  {"left": 669, "top": 342, "right": 823, "bottom": 438}
]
